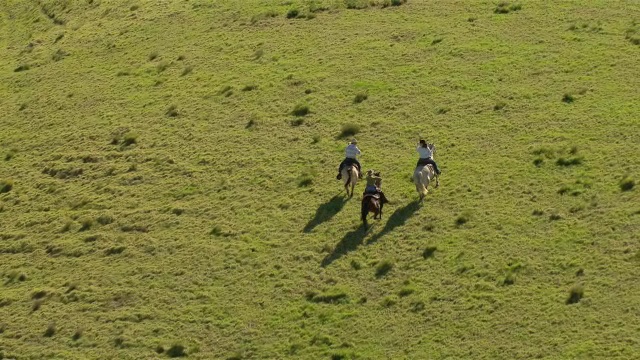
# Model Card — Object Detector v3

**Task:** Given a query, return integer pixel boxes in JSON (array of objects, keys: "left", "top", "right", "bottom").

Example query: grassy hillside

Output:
[{"left": 1, "top": 0, "right": 639, "bottom": 359}]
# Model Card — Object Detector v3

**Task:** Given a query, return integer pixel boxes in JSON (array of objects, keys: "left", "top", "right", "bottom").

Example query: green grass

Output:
[{"left": 1, "top": 0, "right": 639, "bottom": 359}]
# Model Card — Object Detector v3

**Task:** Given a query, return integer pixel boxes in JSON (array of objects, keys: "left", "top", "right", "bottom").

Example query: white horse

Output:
[
  {"left": 341, "top": 164, "right": 359, "bottom": 198},
  {"left": 413, "top": 144, "right": 439, "bottom": 203}
]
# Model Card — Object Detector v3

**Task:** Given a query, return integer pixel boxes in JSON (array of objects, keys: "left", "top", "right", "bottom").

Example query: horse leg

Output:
[{"left": 435, "top": 174, "right": 440, "bottom": 188}]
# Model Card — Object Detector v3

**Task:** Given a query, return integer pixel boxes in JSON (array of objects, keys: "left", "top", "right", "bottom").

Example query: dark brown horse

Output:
[{"left": 361, "top": 194, "right": 382, "bottom": 231}]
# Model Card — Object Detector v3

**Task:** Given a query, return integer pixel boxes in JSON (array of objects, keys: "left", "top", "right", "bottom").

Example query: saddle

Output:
[{"left": 363, "top": 193, "right": 380, "bottom": 201}]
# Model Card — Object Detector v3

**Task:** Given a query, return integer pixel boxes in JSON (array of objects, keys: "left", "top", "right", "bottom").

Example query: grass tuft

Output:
[
  {"left": 44, "top": 322, "right": 56, "bottom": 337},
  {"left": 566, "top": 285, "right": 584, "bottom": 304},
  {"left": 79, "top": 218, "right": 94, "bottom": 231},
  {"left": 562, "top": 93, "right": 574, "bottom": 103},
  {"left": 495, "top": 2, "right": 521, "bottom": 14},
  {"left": 375, "top": 260, "right": 394, "bottom": 278},
  {"left": 455, "top": 213, "right": 470, "bottom": 226},
  {"left": 242, "top": 84, "right": 258, "bottom": 91},
  {"left": 493, "top": 101, "right": 506, "bottom": 111},
  {"left": 52, "top": 49, "right": 69, "bottom": 61},
  {"left": 398, "top": 285, "right": 417, "bottom": 297},
  {"left": 167, "top": 344, "right": 187, "bottom": 357},
  {"left": 72, "top": 328, "right": 83, "bottom": 341},
  {"left": 339, "top": 123, "right": 360, "bottom": 139},
  {"left": 286, "top": 9, "right": 300, "bottom": 19},
  {"left": 422, "top": 246, "right": 437, "bottom": 259},
  {"left": 148, "top": 51, "right": 159, "bottom": 61},
  {"left": 123, "top": 133, "right": 138, "bottom": 146},
  {"left": 166, "top": 105, "right": 179, "bottom": 117},
  {"left": 620, "top": 177, "right": 635, "bottom": 192},
  {"left": 307, "top": 289, "right": 349, "bottom": 304},
  {"left": 0, "top": 179, "right": 14, "bottom": 193},
  {"left": 14, "top": 64, "right": 30, "bottom": 72},
  {"left": 556, "top": 157, "right": 582, "bottom": 167},
  {"left": 291, "top": 104, "right": 310, "bottom": 117},
  {"left": 353, "top": 93, "right": 368, "bottom": 103},
  {"left": 181, "top": 65, "right": 193, "bottom": 76}
]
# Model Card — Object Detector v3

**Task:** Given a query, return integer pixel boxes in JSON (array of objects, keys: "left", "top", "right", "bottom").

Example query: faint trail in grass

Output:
[
  {"left": 303, "top": 194, "right": 348, "bottom": 233},
  {"left": 367, "top": 200, "right": 420, "bottom": 245},
  {"left": 321, "top": 225, "right": 367, "bottom": 267}
]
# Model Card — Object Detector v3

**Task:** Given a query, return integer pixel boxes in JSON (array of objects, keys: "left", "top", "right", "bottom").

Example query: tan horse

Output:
[
  {"left": 413, "top": 145, "right": 439, "bottom": 202},
  {"left": 341, "top": 164, "right": 358, "bottom": 198}
]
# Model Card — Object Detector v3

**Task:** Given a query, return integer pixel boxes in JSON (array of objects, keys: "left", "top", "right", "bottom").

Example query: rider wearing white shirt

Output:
[
  {"left": 416, "top": 139, "right": 441, "bottom": 175},
  {"left": 337, "top": 139, "right": 363, "bottom": 180}
]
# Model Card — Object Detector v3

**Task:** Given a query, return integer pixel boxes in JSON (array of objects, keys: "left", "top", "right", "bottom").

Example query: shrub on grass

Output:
[
  {"left": 549, "top": 213, "right": 562, "bottom": 221},
  {"left": 306, "top": 289, "right": 349, "bottom": 304},
  {"left": 493, "top": 101, "right": 506, "bottom": 110},
  {"left": 156, "top": 61, "right": 169, "bottom": 73},
  {"left": 44, "top": 322, "right": 56, "bottom": 337},
  {"left": 625, "top": 26, "right": 640, "bottom": 45},
  {"left": 286, "top": 9, "right": 300, "bottom": 18},
  {"left": 290, "top": 118, "right": 305, "bottom": 127},
  {"left": 533, "top": 157, "right": 543, "bottom": 167},
  {"left": 166, "top": 105, "right": 179, "bottom": 117},
  {"left": 0, "top": 179, "right": 13, "bottom": 193},
  {"left": 556, "top": 157, "right": 582, "bottom": 166},
  {"left": 181, "top": 65, "right": 193, "bottom": 76},
  {"left": 381, "top": 295, "right": 397, "bottom": 307},
  {"left": 291, "top": 104, "right": 310, "bottom": 117},
  {"left": 167, "top": 344, "right": 187, "bottom": 357},
  {"left": 350, "top": 260, "right": 361, "bottom": 270},
  {"left": 242, "top": 84, "right": 258, "bottom": 91},
  {"left": 562, "top": 93, "right": 574, "bottom": 103},
  {"left": 123, "top": 133, "right": 137, "bottom": 146},
  {"left": 339, "top": 123, "right": 360, "bottom": 139},
  {"left": 148, "top": 51, "right": 158, "bottom": 61},
  {"left": 14, "top": 64, "right": 30, "bottom": 72},
  {"left": 566, "top": 285, "right": 584, "bottom": 304},
  {"left": 97, "top": 214, "right": 114, "bottom": 225},
  {"left": 375, "top": 259, "right": 394, "bottom": 278},
  {"left": 312, "top": 135, "right": 321, "bottom": 144},
  {"left": 620, "top": 177, "right": 635, "bottom": 192},
  {"left": 79, "top": 218, "right": 93, "bottom": 231},
  {"left": 353, "top": 93, "right": 368, "bottom": 103},
  {"left": 52, "top": 49, "right": 68, "bottom": 61},
  {"left": 455, "top": 213, "right": 470, "bottom": 226},
  {"left": 398, "top": 285, "right": 417, "bottom": 297},
  {"left": 210, "top": 226, "right": 223, "bottom": 236},
  {"left": 422, "top": 246, "right": 437, "bottom": 259},
  {"left": 297, "top": 170, "right": 315, "bottom": 187},
  {"left": 494, "top": 2, "right": 521, "bottom": 14},
  {"left": 431, "top": 37, "right": 443, "bottom": 45},
  {"left": 345, "top": 0, "right": 369, "bottom": 9},
  {"left": 72, "top": 328, "right": 83, "bottom": 340},
  {"left": 105, "top": 246, "right": 126, "bottom": 255}
]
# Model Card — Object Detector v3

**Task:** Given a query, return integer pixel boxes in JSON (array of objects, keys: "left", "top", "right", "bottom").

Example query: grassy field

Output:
[{"left": 1, "top": 0, "right": 639, "bottom": 359}]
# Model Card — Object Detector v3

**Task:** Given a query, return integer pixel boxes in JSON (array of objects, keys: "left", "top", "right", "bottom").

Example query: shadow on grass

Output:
[
  {"left": 303, "top": 195, "right": 347, "bottom": 233},
  {"left": 321, "top": 224, "right": 368, "bottom": 267},
  {"left": 366, "top": 200, "right": 420, "bottom": 245}
]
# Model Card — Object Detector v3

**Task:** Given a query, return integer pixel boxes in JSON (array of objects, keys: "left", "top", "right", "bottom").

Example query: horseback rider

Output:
[
  {"left": 416, "top": 139, "right": 441, "bottom": 175},
  {"left": 337, "top": 139, "right": 363, "bottom": 180},
  {"left": 363, "top": 170, "right": 389, "bottom": 204}
]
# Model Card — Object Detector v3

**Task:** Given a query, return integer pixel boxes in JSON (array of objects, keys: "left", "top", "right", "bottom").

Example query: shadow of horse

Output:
[
  {"left": 303, "top": 195, "right": 348, "bottom": 233},
  {"left": 321, "top": 224, "right": 367, "bottom": 267},
  {"left": 366, "top": 200, "right": 420, "bottom": 245}
]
